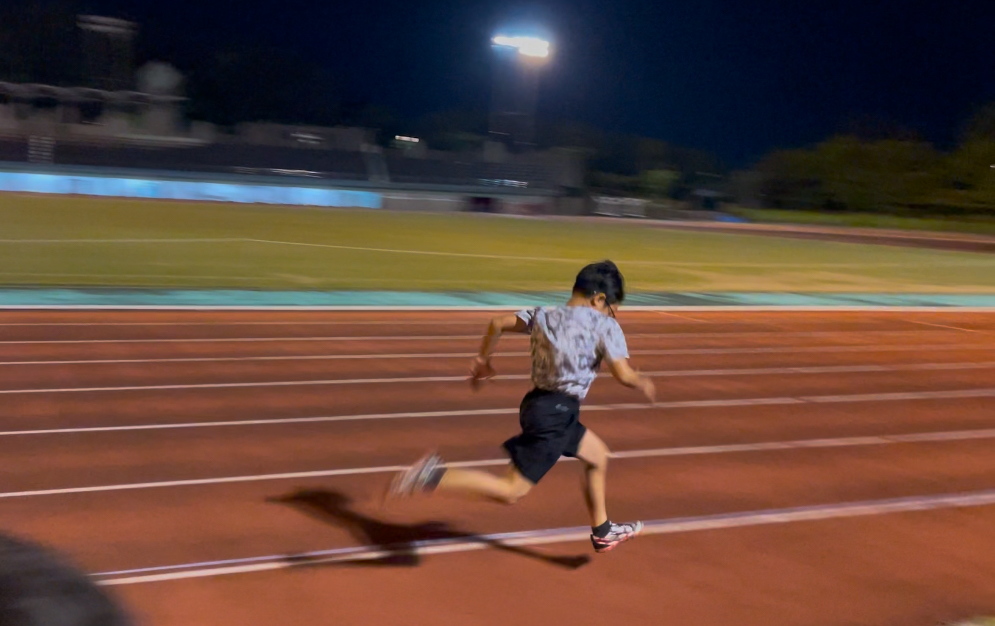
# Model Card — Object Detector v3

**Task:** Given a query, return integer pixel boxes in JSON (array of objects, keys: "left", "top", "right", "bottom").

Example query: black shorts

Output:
[{"left": 502, "top": 388, "right": 587, "bottom": 484}]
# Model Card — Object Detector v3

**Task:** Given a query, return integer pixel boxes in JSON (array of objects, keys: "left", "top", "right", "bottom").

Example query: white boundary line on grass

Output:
[
  {"left": 93, "top": 488, "right": 995, "bottom": 585},
  {"left": 0, "top": 238, "right": 242, "bottom": 244},
  {"left": 4, "top": 236, "right": 994, "bottom": 267},
  {"left": 244, "top": 238, "right": 995, "bottom": 267}
]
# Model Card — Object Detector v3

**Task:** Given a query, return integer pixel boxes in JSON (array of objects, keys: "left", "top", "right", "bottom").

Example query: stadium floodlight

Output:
[{"left": 491, "top": 35, "right": 550, "bottom": 59}]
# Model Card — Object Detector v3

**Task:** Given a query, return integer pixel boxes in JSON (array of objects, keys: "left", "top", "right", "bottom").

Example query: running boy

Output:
[{"left": 388, "top": 260, "right": 655, "bottom": 553}]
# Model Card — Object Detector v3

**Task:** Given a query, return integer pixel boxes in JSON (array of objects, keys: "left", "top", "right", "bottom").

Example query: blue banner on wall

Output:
[{"left": 0, "top": 171, "right": 382, "bottom": 209}]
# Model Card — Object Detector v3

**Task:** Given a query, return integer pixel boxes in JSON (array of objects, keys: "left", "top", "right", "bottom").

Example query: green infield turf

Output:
[{"left": 1, "top": 195, "right": 994, "bottom": 293}]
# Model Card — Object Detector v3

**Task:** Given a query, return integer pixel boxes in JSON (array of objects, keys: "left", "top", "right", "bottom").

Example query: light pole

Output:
[
  {"left": 489, "top": 35, "right": 550, "bottom": 151},
  {"left": 77, "top": 15, "right": 138, "bottom": 91}
]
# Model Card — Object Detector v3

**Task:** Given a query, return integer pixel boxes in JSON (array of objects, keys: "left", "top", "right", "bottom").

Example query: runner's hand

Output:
[
  {"left": 470, "top": 356, "right": 496, "bottom": 389},
  {"left": 638, "top": 376, "right": 656, "bottom": 404}
]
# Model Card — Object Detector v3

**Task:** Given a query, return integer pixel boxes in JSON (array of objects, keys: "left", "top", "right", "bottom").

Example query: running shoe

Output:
[
  {"left": 591, "top": 520, "right": 643, "bottom": 553},
  {"left": 387, "top": 452, "right": 445, "bottom": 499}
]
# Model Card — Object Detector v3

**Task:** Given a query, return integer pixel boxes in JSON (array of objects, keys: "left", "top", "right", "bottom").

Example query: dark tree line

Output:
[{"left": 731, "top": 105, "right": 995, "bottom": 216}]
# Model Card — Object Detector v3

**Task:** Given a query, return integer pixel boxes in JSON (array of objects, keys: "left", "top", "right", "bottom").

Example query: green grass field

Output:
[
  {"left": 730, "top": 207, "right": 995, "bottom": 236},
  {"left": 2, "top": 195, "right": 995, "bottom": 293}
]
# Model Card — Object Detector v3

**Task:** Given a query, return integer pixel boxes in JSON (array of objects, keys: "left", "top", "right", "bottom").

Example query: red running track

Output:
[{"left": 2, "top": 309, "right": 995, "bottom": 626}]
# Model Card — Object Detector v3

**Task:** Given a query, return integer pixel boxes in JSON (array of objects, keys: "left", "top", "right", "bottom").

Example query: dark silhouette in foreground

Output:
[
  {"left": 268, "top": 489, "right": 590, "bottom": 570},
  {"left": 0, "top": 532, "right": 133, "bottom": 626}
]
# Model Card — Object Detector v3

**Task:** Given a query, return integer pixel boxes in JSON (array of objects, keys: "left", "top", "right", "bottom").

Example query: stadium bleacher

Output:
[{"left": 0, "top": 138, "right": 562, "bottom": 191}]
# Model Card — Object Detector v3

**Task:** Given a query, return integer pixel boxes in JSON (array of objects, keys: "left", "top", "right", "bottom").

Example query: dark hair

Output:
[
  {"left": 572, "top": 260, "right": 625, "bottom": 305},
  {"left": 0, "top": 532, "right": 133, "bottom": 626}
]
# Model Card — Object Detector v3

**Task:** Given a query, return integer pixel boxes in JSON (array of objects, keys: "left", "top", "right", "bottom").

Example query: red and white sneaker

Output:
[{"left": 591, "top": 520, "right": 643, "bottom": 553}]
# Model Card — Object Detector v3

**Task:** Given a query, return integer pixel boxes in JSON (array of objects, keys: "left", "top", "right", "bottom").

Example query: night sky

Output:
[{"left": 65, "top": 0, "right": 995, "bottom": 166}]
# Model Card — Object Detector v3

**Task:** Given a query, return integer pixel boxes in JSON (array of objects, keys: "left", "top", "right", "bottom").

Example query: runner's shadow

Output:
[{"left": 267, "top": 489, "right": 591, "bottom": 570}]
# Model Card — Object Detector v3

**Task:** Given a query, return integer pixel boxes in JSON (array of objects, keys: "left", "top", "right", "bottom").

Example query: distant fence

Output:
[{"left": 592, "top": 196, "right": 648, "bottom": 218}]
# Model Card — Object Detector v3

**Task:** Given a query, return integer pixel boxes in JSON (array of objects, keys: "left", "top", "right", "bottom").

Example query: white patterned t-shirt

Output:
[{"left": 515, "top": 306, "right": 629, "bottom": 400}]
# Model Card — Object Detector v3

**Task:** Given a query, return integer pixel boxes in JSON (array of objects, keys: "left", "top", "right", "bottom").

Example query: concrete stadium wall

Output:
[
  {"left": 380, "top": 192, "right": 465, "bottom": 212},
  {"left": 0, "top": 170, "right": 383, "bottom": 209},
  {"left": 0, "top": 163, "right": 571, "bottom": 214},
  {"left": 381, "top": 191, "right": 558, "bottom": 214}
]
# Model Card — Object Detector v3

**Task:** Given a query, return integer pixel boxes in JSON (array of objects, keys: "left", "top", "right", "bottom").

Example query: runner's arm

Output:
[
  {"left": 477, "top": 313, "right": 529, "bottom": 359},
  {"left": 470, "top": 314, "right": 529, "bottom": 387},
  {"left": 605, "top": 355, "right": 656, "bottom": 402}
]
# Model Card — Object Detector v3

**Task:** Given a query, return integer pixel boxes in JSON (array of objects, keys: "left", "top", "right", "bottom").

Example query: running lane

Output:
[{"left": 1, "top": 309, "right": 994, "bottom": 626}]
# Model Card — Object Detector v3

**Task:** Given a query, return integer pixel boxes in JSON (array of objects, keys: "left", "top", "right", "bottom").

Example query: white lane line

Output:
[
  {"left": 0, "top": 374, "right": 480, "bottom": 394},
  {"left": 802, "top": 388, "right": 995, "bottom": 403},
  {"left": 0, "top": 320, "right": 488, "bottom": 328},
  {"left": 3, "top": 361, "right": 995, "bottom": 395},
  {"left": 909, "top": 320, "right": 985, "bottom": 334},
  {"left": 0, "top": 334, "right": 482, "bottom": 345},
  {"left": 8, "top": 427, "right": 995, "bottom": 500},
  {"left": 0, "top": 315, "right": 986, "bottom": 328},
  {"left": 3, "top": 387, "right": 995, "bottom": 437},
  {"left": 0, "top": 352, "right": 491, "bottom": 366},
  {"left": 0, "top": 407, "right": 522, "bottom": 436},
  {"left": 655, "top": 311, "right": 709, "bottom": 322},
  {"left": 94, "top": 488, "right": 995, "bottom": 585},
  {"left": 2, "top": 343, "right": 993, "bottom": 367},
  {"left": 611, "top": 428, "right": 995, "bottom": 458},
  {"left": 0, "top": 328, "right": 971, "bottom": 346},
  {"left": 0, "top": 316, "right": 755, "bottom": 327},
  {"left": 4, "top": 305, "right": 995, "bottom": 312},
  {"left": 0, "top": 352, "right": 493, "bottom": 366}
]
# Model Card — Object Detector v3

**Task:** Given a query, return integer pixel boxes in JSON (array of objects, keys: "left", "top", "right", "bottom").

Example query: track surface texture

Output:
[{"left": 3, "top": 308, "right": 995, "bottom": 626}]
